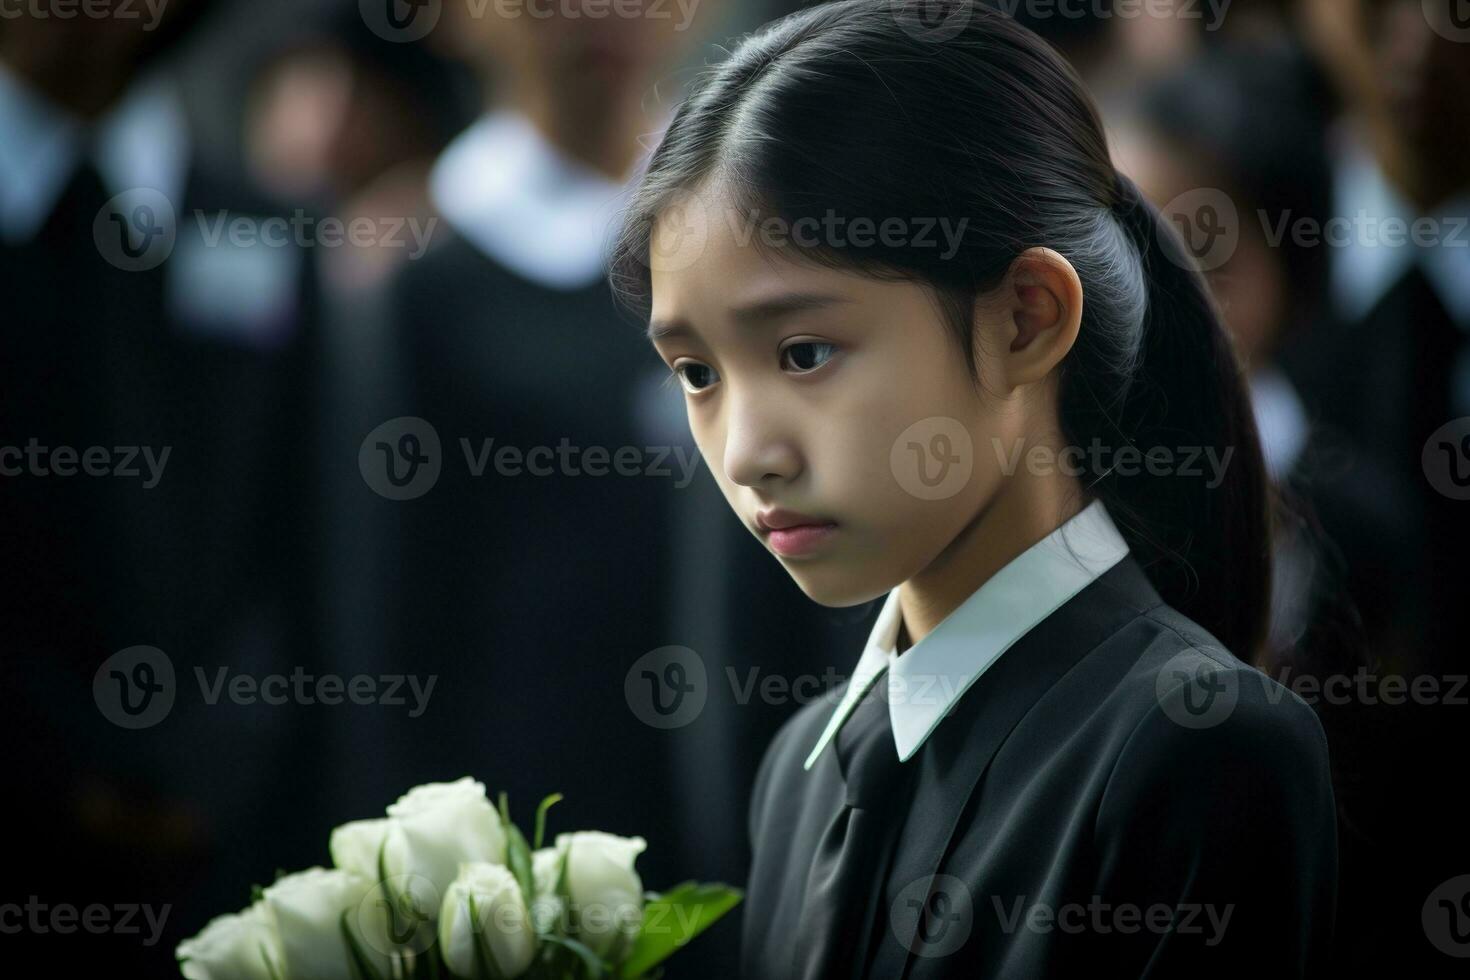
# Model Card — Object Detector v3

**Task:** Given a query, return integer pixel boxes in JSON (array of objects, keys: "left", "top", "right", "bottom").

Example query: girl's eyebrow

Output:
[{"left": 647, "top": 291, "right": 852, "bottom": 342}]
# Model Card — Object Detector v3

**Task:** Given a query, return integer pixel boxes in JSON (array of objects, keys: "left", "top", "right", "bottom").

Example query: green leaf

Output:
[
  {"left": 467, "top": 895, "right": 507, "bottom": 980},
  {"left": 340, "top": 909, "right": 387, "bottom": 980},
  {"left": 498, "top": 794, "right": 537, "bottom": 927},
  {"left": 261, "top": 942, "right": 285, "bottom": 980},
  {"left": 541, "top": 934, "right": 606, "bottom": 979},
  {"left": 617, "top": 882, "right": 743, "bottom": 979},
  {"left": 533, "top": 793, "right": 563, "bottom": 851},
  {"left": 375, "top": 839, "right": 433, "bottom": 953}
]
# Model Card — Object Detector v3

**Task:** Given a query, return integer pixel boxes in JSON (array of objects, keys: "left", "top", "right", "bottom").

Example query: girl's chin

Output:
[{"left": 780, "top": 565, "right": 895, "bottom": 610}]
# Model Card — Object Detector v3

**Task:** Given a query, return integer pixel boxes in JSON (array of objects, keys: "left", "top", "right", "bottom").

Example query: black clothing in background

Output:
[
  {"left": 0, "top": 158, "right": 323, "bottom": 970},
  {"left": 377, "top": 229, "right": 870, "bottom": 977},
  {"left": 1280, "top": 264, "right": 1470, "bottom": 976}
]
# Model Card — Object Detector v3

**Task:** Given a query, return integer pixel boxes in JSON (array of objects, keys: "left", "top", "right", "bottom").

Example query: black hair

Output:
[{"left": 609, "top": 0, "right": 1271, "bottom": 657}]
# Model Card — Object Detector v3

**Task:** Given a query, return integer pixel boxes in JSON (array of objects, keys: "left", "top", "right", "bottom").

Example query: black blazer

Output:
[{"left": 743, "top": 557, "right": 1337, "bottom": 979}]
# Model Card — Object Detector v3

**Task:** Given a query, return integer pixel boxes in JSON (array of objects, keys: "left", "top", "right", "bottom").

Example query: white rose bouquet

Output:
[{"left": 176, "top": 777, "right": 741, "bottom": 979}]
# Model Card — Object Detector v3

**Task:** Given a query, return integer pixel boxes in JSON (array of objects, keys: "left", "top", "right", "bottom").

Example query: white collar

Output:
[
  {"left": 1329, "top": 123, "right": 1470, "bottom": 331},
  {"left": 428, "top": 108, "right": 646, "bottom": 291},
  {"left": 804, "top": 499, "right": 1130, "bottom": 769},
  {"left": 0, "top": 63, "right": 189, "bottom": 244},
  {"left": 1250, "top": 366, "right": 1309, "bottom": 480}
]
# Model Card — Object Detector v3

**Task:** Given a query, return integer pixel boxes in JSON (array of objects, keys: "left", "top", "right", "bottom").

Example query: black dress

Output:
[{"left": 743, "top": 556, "right": 1337, "bottom": 978}]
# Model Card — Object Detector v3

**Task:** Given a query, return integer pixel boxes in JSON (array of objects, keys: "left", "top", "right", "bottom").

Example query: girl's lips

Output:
[{"left": 766, "top": 522, "right": 839, "bottom": 558}]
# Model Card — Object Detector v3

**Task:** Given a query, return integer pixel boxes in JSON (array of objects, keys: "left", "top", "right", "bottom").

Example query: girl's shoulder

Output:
[{"left": 1087, "top": 599, "right": 1334, "bottom": 820}]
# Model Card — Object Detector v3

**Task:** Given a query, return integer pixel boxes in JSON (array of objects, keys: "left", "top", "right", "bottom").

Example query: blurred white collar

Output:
[
  {"left": 0, "top": 63, "right": 188, "bottom": 244},
  {"left": 804, "top": 499, "right": 1130, "bottom": 769},
  {"left": 1330, "top": 123, "right": 1470, "bottom": 330},
  {"left": 1251, "top": 367, "right": 1309, "bottom": 480},
  {"left": 429, "top": 108, "right": 647, "bottom": 291}
]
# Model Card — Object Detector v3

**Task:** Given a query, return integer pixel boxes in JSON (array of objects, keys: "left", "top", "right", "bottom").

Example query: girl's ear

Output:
[{"left": 981, "top": 247, "right": 1084, "bottom": 391}]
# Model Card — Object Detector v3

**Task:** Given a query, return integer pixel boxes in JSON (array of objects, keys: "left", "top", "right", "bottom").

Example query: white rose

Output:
[
  {"left": 176, "top": 900, "right": 282, "bottom": 980},
  {"left": 438, "top": 862, "right": 538, "bottom": 979},
  {"left": 556, "top": 831, "right": 647, "bottom": 961},
  {"left": 528, "top": 846, "right": 567, "bottom": 935},
  {"left": 263, "top": 867, "right": 391, "bottom": 980},
  {"left": 330, "top": 818, "right": 390, "bottom": 879},
  {"left": 383, "top": 778, "right": 508, "bottom": 921}
]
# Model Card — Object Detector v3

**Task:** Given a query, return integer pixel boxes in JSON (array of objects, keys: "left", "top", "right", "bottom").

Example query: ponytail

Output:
[
  {"left": 608, "top": 1, "right": 1274, "bottom": 658},
  {"left": 1076, "top": 173, "right": 1271, "bottom": 657}
]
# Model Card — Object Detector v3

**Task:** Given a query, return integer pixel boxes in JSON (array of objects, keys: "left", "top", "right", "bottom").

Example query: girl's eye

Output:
[
  {"left": 781, "top": 341, "right": 838, "bottom": 373},
  {"left": 674, "top": 361, "right": 720, "bottom": 393}
]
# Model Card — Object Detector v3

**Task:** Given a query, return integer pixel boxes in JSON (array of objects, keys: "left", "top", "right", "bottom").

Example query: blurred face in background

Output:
[
  {"left": 443, "top": 0, "right": 718, "bottom": 119},
  {"left": 1113, "top": 123, "right": 1286, "bottom": 370},
  {"left": 1302, "top": 0, "right": 1470, "bottom": 207},
  {"left": 246, "top": 43, "right": 449, "bottom": 204},
  {"left": 0, "top": 0, "right": 212, "bottom": 114}
]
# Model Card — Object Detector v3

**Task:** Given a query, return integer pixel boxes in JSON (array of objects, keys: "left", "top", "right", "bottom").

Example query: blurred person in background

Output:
[
  {"left": 1293, "top": 0, "right": 1467, "bottom": 970},
  {"left": 1113, "top": 38, "right": 1421, "bottom": 665},
  {"left": 1112, "top": 33, "right": 1445, "bottom": 973},
  {"left": 1289, "top": 0, "right": 1470, "bottom": 660},
  {"left": 243, "top": 3, "right": 477, "bottom": 295},
  {"left": 981, "top": 0, "right": 1208, "bottom": 94},
  {"left": 369, "top": 2, "right": 873, "bottom": 973},
  {"left": 0, "top": 0, "right": 325, "bottom": 971},
  {"left": 236, "top": 1, "right": 482, "bottom": 849}
]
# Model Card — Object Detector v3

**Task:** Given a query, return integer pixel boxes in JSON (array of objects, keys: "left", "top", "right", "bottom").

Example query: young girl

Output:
[{"left": 610, "top": 3, "right": 1336, "bottom": 976}]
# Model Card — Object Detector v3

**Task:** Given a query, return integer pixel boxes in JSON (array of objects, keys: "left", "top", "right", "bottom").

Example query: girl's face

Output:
[{"left": 647, "top": 184, "right": 1036, "bottom": 608}]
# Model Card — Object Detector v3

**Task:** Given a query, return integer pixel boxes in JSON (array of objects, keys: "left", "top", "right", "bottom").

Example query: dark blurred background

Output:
[{"left": 1, "top": 0, "right": 1466, "bottom": 975}]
